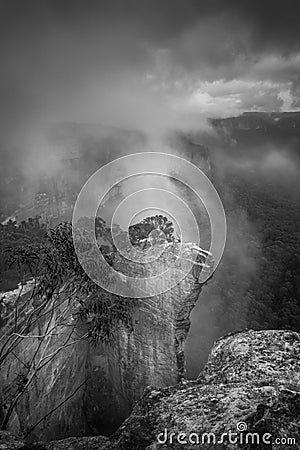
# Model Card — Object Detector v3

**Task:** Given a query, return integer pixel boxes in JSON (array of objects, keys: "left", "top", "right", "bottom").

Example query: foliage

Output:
[
  {"left": 0, "top": 217, "right": 135, "bottom": 432},
  {"left": 0, "top": 217, "right": 47, "bottom": 291},
  {"left": 188, "top": 167, "right": 300, "bottom": 377},
  {"left": 210, "top": 171, "right": 300, "bottom": 335},
  {"left": 0, "top": 217, "right": 134, "bottom": 345},
  {"left": 129, "top": 214, "right": 176, "bottom": 248},
  {"left": 227, "top": 173, "right": 300, "bottom": 331}
]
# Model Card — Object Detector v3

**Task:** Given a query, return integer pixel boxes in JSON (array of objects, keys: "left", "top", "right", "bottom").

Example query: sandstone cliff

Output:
[
  {"left": 0, "top": 243, "right": 212, "bottom": 441},
  {"left": 1, "top": 329, "right": 299, "bottom": 449}
]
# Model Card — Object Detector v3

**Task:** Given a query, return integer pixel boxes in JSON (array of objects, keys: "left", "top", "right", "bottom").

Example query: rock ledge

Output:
[{"left": 1, "top": 329, "right": 299, "bottom": 449}]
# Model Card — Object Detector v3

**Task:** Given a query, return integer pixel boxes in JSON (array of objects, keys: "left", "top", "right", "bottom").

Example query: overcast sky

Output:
[{"left": 1, "top": 0, "right": 300, "bottom": 142}]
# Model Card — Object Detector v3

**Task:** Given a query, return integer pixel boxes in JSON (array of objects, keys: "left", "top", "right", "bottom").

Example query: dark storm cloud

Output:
[
  {"left": 2, "top": 0, "right": 300, "bottom": 79},
  {"left": 232, "top": 0, "right": 300, "bottom": 54},
  {"left": 0, "top": 0, "right": 300, "bottom": 152},
  {"left": 4, "top": 0, "right": 297, "bottom": 53}
]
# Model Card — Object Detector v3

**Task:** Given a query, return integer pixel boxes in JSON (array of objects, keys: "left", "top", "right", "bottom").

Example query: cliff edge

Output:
[
  {"left": 1, "top": 329, "right": 299, "bottom": 449},
  {"left": 54, "top": 329, "right": 300, "bottom": 450},
  {"left": 0, "top": 242, "right": 213, "bottom": 440}
]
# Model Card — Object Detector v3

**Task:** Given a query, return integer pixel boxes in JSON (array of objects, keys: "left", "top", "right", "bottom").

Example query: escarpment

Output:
[
  {"left": 0, "top": 242, "right": 212, "bottom": 441},
  {"left": 79, "top": 329, "right": 299, "bottom": 450},
  {"left": 1, "top": 329, "right": 299, "bottom": 450}
]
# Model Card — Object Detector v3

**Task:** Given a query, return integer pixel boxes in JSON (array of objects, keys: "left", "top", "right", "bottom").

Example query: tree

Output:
[
  {"left": 0, "top": 220, "right": 134, "bottom": 437},
  {"left": 129, "top": 215, "right": 176, "bottom": 248}
]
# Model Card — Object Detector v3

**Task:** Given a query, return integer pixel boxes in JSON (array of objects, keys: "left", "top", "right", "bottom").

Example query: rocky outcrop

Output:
[
  {"left": 1, "top": 329, "right": 299, "bottom": 449},
  {"left": 0, "top": 431, "right": 26, "bottom": 450},
  {"left": 0, "top": 243, "right": 212, "bottom": 441},
  {"left": 94, "top": 329, "right": 300, "bottom": 450},
  {"left": 80, "top": 243, "right": 210, "bottom": 437}
]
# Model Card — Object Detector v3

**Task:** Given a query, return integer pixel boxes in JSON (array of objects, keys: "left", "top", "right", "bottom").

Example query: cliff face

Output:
[
  {"left": 0, "top": 243, "right": 212, "bottom": 441},
  {"left": 1, "top": 329, "right": 299, "bottom": 450}
]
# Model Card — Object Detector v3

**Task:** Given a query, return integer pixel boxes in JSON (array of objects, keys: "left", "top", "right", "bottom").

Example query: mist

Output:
[
  {"left": 1, "top": 0, "right": 300, "bottom": 381},
  {"left": 2, "top": 0, "right": 300, "bottom": 189}
]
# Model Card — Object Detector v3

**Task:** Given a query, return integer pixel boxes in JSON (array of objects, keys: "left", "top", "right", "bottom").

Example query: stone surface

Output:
[
  {"left": 97, "top": 329, "right": 300, "bottom": 449},
  {"left": 45, "top": 435, "right": 108, "bottom": 450},
  {"left": 0, "top": 431, "right": 25, "bottom": 450},
  {"left": 0, "top": 329, "right": 299, "bottom": 449}
]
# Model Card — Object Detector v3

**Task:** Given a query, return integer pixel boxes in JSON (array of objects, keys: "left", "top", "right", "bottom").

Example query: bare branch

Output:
[{"left": 23, "top": 378, "right": 88, "bottom": 439}]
